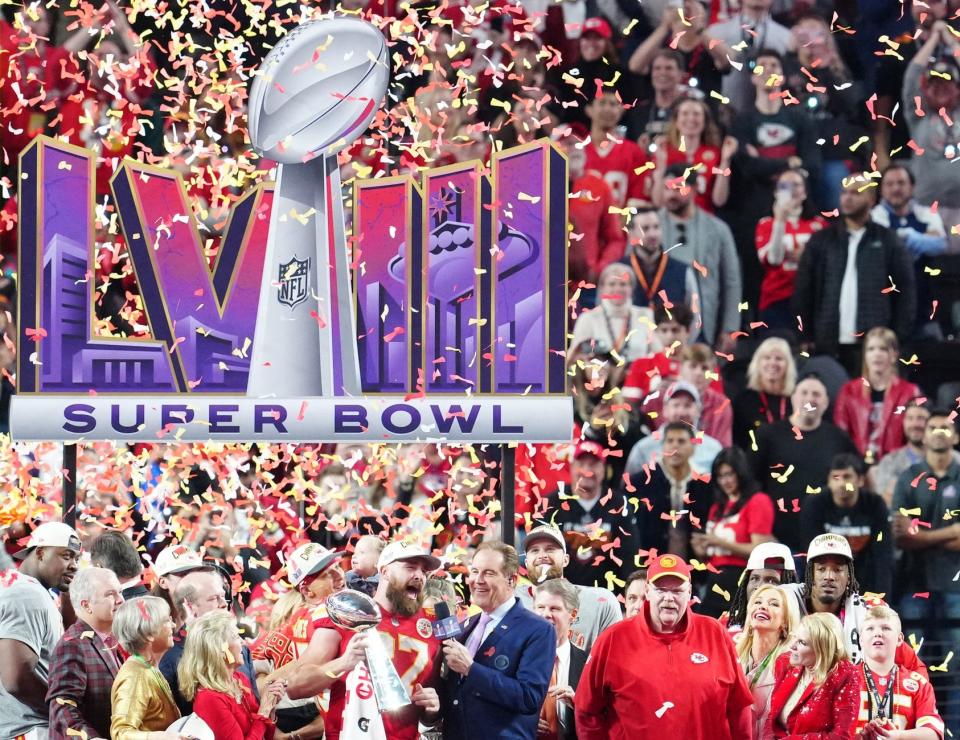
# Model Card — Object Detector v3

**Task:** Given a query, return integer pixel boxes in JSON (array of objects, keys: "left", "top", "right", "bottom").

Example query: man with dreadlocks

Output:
[
  {"left": 782, "top": 533, "right": 926, "bottom": 675},
  {"left": 722, "top": 542, "right": 798, "bottom": 637}
]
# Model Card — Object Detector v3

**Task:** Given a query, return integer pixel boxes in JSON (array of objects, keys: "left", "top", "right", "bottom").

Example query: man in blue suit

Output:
[{"left": 440, "top": 542, "right": 556, "bottom": 739}]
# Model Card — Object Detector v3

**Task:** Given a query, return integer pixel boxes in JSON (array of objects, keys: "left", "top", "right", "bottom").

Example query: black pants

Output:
[{"left": 275, "top": 703, "right": 321, "bottom": 734}]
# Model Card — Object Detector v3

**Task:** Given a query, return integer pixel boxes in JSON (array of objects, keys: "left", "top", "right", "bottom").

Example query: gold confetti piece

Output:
[
  {"left": 710, "top": 89, "right": 730, "bottom": 105},
  {"left": 518, "top": 192, "right": 541, "bottom": 204},
  {"left": 805, "top": 486, "right": 822, "bottom": 494},
  {"left": 924, "top": 266, "right": 942, "bottom": 276},
  {"left": 711, "top": 583, "right": 730, "bottom": 601}
]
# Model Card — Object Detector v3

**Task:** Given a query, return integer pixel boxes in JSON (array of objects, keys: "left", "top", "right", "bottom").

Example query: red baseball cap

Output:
[
  {"left": 647, "top": 554, "right": 692, "bottom": 584},
  {"left": 582, "top": 17, "right": 612, "bottom": 39}
]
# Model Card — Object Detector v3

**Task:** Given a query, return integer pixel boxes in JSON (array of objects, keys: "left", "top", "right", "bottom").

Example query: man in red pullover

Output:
[{"left": 574, "top": 554, "right": 753, "bottom": 739}]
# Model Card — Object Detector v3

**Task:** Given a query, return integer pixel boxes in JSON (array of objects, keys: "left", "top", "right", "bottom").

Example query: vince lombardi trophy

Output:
[{"left": 246, "top": 17, "right": 390, "bottom": 396}]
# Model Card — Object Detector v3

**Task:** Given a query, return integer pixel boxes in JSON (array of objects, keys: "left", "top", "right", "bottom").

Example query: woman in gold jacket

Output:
[{"left": 111, "top": 595, "right": 183, "bottom": 739}]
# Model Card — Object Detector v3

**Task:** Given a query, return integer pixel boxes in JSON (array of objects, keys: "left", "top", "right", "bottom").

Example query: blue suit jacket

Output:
[{"left": 441, "top": 598, "right": 556, "bottom": 740}]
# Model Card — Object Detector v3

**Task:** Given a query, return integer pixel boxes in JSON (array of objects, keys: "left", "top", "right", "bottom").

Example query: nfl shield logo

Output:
[{"left": 278, "top": 257, "right": 310, "bottom": 309}]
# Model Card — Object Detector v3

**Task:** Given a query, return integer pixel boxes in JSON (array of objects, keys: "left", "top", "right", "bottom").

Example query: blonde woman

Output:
[
  {"left": 733, "top": 337, "right": 796, "bottom": 450},
  {"left": 833, "top": 326, "right": 921, "bottom": 464},
  {"left": 735, "top": 585, "right": 798, "bottom": 738},
  {"left": 766, "top": 613, "right": 859, "bottom": 738},
  {"left": 179, "top": 611, "right": 285, "bottom": 740},
  {"left": 111, "top": 596, "right": 183, "bottom": 739}
]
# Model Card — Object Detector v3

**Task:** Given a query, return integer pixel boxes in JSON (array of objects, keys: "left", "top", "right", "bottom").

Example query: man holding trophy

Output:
[{"left": 285, "top": 541, "right": 443, "bottom": 740}]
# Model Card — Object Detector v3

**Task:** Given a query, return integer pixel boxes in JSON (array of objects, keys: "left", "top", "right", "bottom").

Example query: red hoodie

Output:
[{"left": 575, "top": 602, "right": 753, "bottom": 739}]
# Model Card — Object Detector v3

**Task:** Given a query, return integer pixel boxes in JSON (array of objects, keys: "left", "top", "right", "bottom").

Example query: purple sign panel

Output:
[{"left": 353, "top": 176, "right": 423, "bottom": 393}]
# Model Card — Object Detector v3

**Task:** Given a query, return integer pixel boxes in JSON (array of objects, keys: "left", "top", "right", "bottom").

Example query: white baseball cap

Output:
[
  {"left": 523, "top": 524, "right": 566, "bottom": 552},
  {"left": 14, "top": 522, "right": 81, "bottom": 560},
  {"left": 806, "top": 533, "right": 853, "bottom": 562},
  {"left": 286, "top": 543, "right": 344, "bottom": 587},
  {"left": 154, "top": 545, "right": 207, "bottom": 578},
  {"left": 745, "top": 542, "right": 796, "bottom": 572},
  {"left": 377, "top": 541, "right": 441, "bottom": 572}
]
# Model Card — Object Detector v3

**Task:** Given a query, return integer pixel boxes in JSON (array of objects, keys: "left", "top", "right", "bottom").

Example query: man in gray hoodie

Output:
[{"left": 658, "top": 163, "right": 743, "bottom": 354}]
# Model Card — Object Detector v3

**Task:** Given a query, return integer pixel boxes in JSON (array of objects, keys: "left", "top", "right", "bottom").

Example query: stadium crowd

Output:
[{"left": 2, "top": 0, "right": 960, "bottom": 737}]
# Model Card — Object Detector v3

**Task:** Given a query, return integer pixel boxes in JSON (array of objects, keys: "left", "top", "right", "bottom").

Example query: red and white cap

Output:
[
  {"left": 647, "top": 554, "right": 693, "bottom": 584},
  {"left": 582, "top": 17, "right": 612, "bottom": 39},
  {"left": 14, "top": 522, "right": 81, "bottom": 560}
]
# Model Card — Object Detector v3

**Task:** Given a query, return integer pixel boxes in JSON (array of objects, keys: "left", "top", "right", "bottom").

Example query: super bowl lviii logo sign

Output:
[{"left": 10, "top": 17, "right": 571, "bottom": 443}]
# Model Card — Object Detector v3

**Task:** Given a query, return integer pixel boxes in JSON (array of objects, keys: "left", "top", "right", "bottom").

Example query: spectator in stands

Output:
[
  {"left": 90, "top": 528, "right": 148, "bottom": 599},
  {"left": 833, "top": 326, "right": 922, "bottom": 464},
  {"left": 732, "top": 336, "right": 796, "bottom": 450},
  {"left": 161, "top": 569, "right": 260, "bottom": 715},
  {"left": 706, "top": 0, "right": 793, "bottom": 113},
  {"left": 786, "top": 14, "right": 867, "bottom": 210},
  {"left": 47, "top": 566, "right": 124, "bottom": 739},
  {"left": 534, "top": 578, "right": 587, "bottom": 740},
  {"left": 651, "top": 98, "right": 737, "bottom": 213},
  {"left": 583, "top": 89, "right": 649, "bottom": 208},
  {"left": 178, "top": 610, "right": 284, "bottom": 739},
  {"left": 630, "top": 421, "right": 713, "bottom": 562},
  {"left": 658, "top": 164, "right": 742, "bottom": 352},
  {"left": 576, "top": 554, "right": 754, "bottom": 738},
  {"left": 558, "top": 131, "right": 625, "bottom": 309},
  {"left": 892, "top": 409, "right": 960, "bottom": 683},
  {"left": 626, "top": 381, "right": 725, "bottom": 474},
  {"left": 568, "top": 263, "right": 659, "bottom": 365},
  {"left": 617, "top": 206, "right": 700, "bottom": 311},
  {"left": 871, "top": 401, "right": 960, "bottom": 505},
  {"left": 628, "top": 50, "right": 689, "bottom": 148},
  {"left": 754, "top": 169, "right": 826, "bottom": 331},
  {"left": 640, "top": 343, "right": 731, "bottom": 445},
  {"left": 750, "top": 374, "right": 858, "bottom": 550},
  {"left": 0, "top": 522, "right": 81, "bottom": 739},
  {"left": 800, "top": 453, "right": 893, "bottom": 596},
  {"left": 692, "top": 447, "right": 776, "bottom": 617},
  {"left": 517, "top": 524, "right": 621, "bottom": 654},
  {"left": 628, "top": 0, "right": 721, "bottom": 100},
  {"left": 871, "top": 163, "right": 949, "bottom": 340},
  {"left": 736, "top": 584, "right": 798, "bottom": 738},
  {"left": 345, "top": 534, "right": 383, "bottom": 597},
  {"left": 793, "top": 173, "right": 916, "bottom": 374},
  {"left": 725, "top": 542, "right": 799, "bottom": 633},
  {"left": 854, "top": 605, "right": 945, "bottom": 738},
  {"left": 766, "top": 613, "right": 859, "bottom": 737},
  {"left": 903, "top": 22, "right": 960, "bottom": 210},
  {"left": 624, "top": 569, "right": 647, "bottom": 618},
  {"left": 540, "top": 441, "right": 638, "bottom": 588},
  {"left": 569, "top": 351, "right": 627, "bottom": 430},
  {"left": 622, "top": 302, "right": 697, "bottom": 403},
  {"left": 111, "top": 596, "right": 181, "bottom": 737}
]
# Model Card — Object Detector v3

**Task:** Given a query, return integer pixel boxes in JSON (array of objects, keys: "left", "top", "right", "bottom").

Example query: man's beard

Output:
[
  {"left": 533, "top": 563, "right": 564, "bottom": 583},
  {"left": 386, "top": 580, "right": 424, "bottom": 617}
]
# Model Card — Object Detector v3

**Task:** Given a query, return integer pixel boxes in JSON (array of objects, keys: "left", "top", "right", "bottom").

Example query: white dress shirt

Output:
[{"left": 838, "top": 227, "right": 865, "bottom": 344}]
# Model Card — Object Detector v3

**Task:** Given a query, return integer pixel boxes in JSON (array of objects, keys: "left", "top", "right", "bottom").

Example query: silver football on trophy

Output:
[{"left": 326, "top": 589, "right": 382, "bottom": 631}]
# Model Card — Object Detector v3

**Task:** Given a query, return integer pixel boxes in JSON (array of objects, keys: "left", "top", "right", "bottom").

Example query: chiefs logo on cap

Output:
[{"left": 660, "top": 556, "right": 677, "bottom": 568}]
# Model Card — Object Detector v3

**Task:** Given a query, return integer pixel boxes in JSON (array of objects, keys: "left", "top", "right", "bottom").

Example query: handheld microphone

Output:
[
  {"left": 433, "top": 602, "right": 464, "bottom": 679},
  {"left": 432, "top": 601, "right": 464, "bottom": 640}
]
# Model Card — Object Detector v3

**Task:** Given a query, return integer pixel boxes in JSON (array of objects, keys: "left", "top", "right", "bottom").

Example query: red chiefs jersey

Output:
[
  {"left": 664, "top": 144, "right": 722, "bottom": 213},
  {"left": 622, "top": 351, "right": 724, "bottom": 402},
  {"left": 584, "top": 137, "right": 648, "bottom": 208},
  {"left": 755, "top": 215, "right": 826, "bottom": 311},
  {"left": 318, "top": 608, "right": 441, "bottom": 740},
  {"left": 250, "top": 602, "right": 328, "bottom": 669},
  {"left": 853, "top": 665, "right": 944, "bottom": 738}
]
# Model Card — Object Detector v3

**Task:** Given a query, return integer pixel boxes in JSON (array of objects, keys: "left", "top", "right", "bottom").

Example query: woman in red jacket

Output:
[
  {"left": 766, "top": 612, "right": 859, "bottom": 739},
  {"left": 178, "top": 611, "right": 285, "bottom": 740},
  {"left": 833, "top": 327, "right": 922, "bottom": 465}
]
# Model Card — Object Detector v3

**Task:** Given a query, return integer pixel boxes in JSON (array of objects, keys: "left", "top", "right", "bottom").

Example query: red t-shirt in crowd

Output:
[
  {"left": 664, "top": 144, "right": 722, "bottom": 213},
  {"left": 584, "top": 136, "right": 648, "bottom": 207},
  {"left": 852, "top": 664, "right": 944, "bottom": 738},
  {"left": 316, "top": 608, "right": 441, "bottom": 740},
  {"left": 193, "top": 673, "right": 274, "bottom": 740},
  {"left": 755, "top": 215, "right": 826, "bottom": 312},
  {"left": 622, "top": 351, "right": 725, "bottom": 403},
  {"left": 706, "top": 493, "right": 775, "bottom": 568}
]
